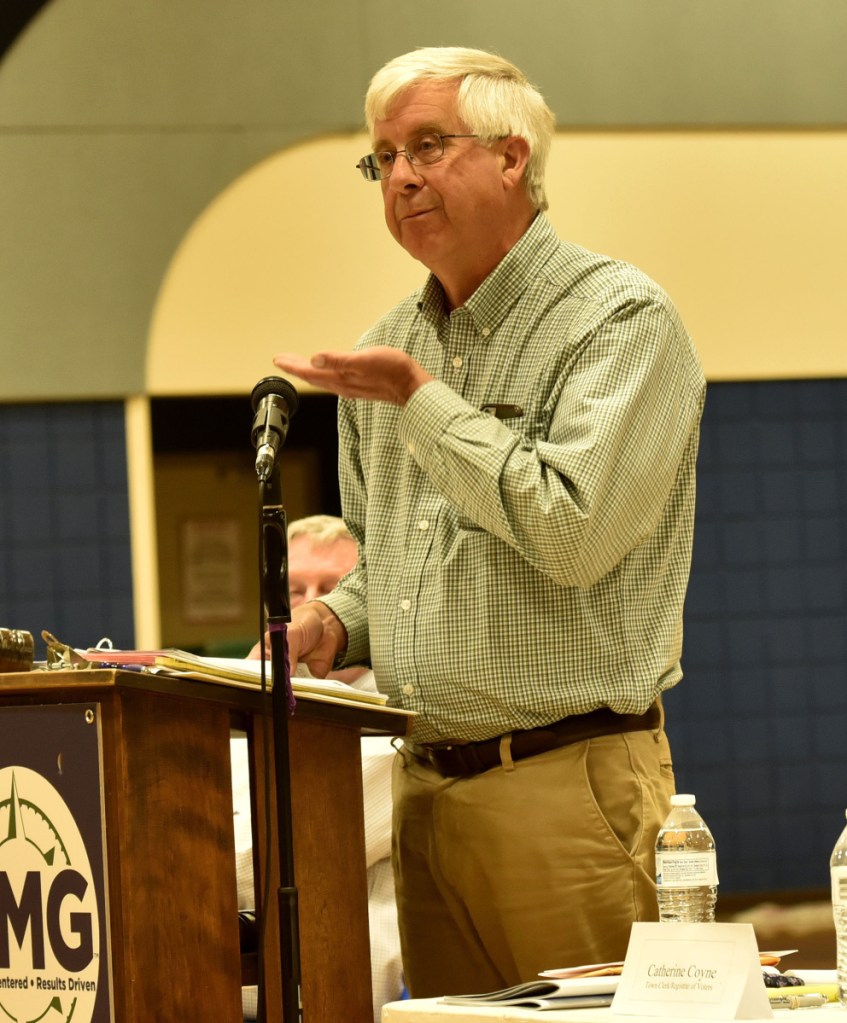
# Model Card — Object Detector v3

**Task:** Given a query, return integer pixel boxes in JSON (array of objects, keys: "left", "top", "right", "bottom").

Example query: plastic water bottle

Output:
[
  {"left": 830, "top": 809, "right": 847, "bottom": 1006},
  {"left": 655, "top": 794, "right": 718, "bottom": 923}
]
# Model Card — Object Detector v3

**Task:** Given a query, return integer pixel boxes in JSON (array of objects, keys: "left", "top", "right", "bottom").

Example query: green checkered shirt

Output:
[{"left": 323, "top": 214, "right": 705, "bottom": 743}]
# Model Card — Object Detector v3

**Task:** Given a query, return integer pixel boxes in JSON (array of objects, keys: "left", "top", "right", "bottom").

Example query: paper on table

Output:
[
  {"left": 759, "top": 950, "right": 798, "bottom": 967},
  {"left": 541, "top": 962, "right": 624, "bottom": 979},
  {"left": 783, "top": 970, "right": 837, "bottom": 984},
  {"left": 439, "top": 974, "right": 619, "bottom": 1009}
]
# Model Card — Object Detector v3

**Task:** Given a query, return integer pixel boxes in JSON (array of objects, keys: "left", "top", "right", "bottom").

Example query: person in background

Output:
[
  {"left": 287, "top": 514, "right": 358, "bottom": 606},
  {"left": 269, "top": 46, "right": 706, "bottom": 998},
  {"left": 234, "top": 514, "right": 403, "bottom": 1022}
]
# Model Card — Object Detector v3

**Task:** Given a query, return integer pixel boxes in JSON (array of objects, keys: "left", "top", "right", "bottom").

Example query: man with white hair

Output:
[{"left": 273, "top": 47, "right": 705, "bottom": 997}]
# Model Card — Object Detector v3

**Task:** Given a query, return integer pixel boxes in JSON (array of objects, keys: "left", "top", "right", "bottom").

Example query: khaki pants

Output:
[{"left": 392, "top": 725, "right": 675, "bottom": 998}]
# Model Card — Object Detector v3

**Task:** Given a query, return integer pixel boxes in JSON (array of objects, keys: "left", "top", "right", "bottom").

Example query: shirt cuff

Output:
[
  {"left": 315, "top": 591, "right": 370, "bottom": 668},
  {"left": 399, "top": 380, "right": 465, "bottom": 466}
]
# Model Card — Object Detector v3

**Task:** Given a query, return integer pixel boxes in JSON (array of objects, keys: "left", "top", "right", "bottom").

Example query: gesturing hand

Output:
[{"left": 273, "top": 347, "right": 432, "bottom": 405}]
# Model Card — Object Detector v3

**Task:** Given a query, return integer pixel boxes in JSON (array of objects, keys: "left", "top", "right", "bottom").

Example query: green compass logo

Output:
[{"left": 0, "top": 766, "right": 100, "bottom": 1023}]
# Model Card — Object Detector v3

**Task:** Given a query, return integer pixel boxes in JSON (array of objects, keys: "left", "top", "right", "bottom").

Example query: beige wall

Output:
[{"left": 148, "top": 131, "right": 847, "bottom": 391}]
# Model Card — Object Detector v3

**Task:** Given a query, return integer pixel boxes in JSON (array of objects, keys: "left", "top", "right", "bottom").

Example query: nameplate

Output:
[{"left": 611, "top": 922, "right": 772, "bottom": 1019}]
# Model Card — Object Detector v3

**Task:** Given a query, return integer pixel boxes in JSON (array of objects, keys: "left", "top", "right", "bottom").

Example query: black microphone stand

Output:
[{"left": 260, "top": 465, "right": 303, "bottom": 1023}]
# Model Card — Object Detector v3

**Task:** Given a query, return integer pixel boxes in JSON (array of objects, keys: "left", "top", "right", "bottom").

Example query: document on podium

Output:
[{"left": 82, "top": 647, "right": 393, "bottom": 708}]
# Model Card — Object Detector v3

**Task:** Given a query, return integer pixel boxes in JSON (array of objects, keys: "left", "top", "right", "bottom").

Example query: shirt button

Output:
[
  {"left": 402, "top": 684, "right": 414, "bottom": 696},
  {"left": 399, "top": 599, "right": 411, "bottom": 612},
  {"left": 452, "top": 356, "right": 463, "bottom": 369},
  {"left": 481, "top": 326, "right": 491, "bottom": 337},
  {"left": 418, "top": 519, "right": 429, "bottom": 531},
  {"left": 406, "top": 442, "right": 415, "bottom": 456}
]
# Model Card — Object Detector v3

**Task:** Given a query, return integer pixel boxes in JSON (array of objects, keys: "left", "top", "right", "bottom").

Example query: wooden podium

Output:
[{"left": 0, "top": 668, "right": 411, "bottom": 1023}]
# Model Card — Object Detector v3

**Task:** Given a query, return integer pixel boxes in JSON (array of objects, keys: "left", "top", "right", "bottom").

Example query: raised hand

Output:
[{"left": 273, "top": 347, "right": 432, "bottom": 406}]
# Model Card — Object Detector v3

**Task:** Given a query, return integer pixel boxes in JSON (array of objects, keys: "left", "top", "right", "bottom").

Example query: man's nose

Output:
[{"left": 386, "top": 152, "right": 423, "bottom": 190}]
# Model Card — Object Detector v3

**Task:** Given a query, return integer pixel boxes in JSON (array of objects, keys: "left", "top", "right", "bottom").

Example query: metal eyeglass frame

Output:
[{"left": 355, "top": 133, "right": 480, "bottom": 181}]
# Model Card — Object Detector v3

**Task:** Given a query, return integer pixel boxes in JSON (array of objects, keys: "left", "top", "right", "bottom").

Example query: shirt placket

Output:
[
  {"left": 439, "top": 306, "right": 483, "bottom": 399},
  {"left": 390, "top": 491, "right": 441, "bottom": 708},
  {"left": 390, "top": 309, "right": 483, "bottom": 710}
]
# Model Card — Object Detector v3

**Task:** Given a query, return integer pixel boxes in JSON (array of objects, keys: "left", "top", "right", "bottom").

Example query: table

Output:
[{"left": 381, "top": 997, "right": 843, "bottom": 1022}]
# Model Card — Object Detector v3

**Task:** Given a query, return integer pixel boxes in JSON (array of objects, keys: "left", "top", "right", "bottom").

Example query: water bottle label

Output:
[
  {"left": 656, "top": 850, "right": 718, "bottom": 887},
  {"left": 832, "top": 865, "right": 847, "bottom": 906}
]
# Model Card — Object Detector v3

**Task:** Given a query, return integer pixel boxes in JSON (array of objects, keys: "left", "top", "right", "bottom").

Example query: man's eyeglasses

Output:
[{"left": 356, "top": 133, "right": 480, "bottom": 181}]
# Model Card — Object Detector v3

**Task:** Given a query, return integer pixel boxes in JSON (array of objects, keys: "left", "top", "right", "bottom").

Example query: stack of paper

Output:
[
  {"left": 439, "top": 967, "right": 620, "bottom": 1011},
  {"left": 83, "top": 647, "right": 389, "bottom": 707}
]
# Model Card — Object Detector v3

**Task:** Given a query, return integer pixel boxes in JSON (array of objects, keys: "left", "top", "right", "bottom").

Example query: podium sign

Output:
[{"left": 0, "top": 704, "right": 113, "bottom": 1023}]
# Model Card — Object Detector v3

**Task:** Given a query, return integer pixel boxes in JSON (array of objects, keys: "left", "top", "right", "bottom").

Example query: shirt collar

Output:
[{"left": 416, "top": 214, "right": 560, "bottom": 337}]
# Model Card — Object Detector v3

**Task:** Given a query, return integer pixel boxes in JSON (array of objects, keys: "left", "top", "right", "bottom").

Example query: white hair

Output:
[
  {"left": 287, "top": 514, "right": 352, "bottom": 545},
  {"left": 364, "top": 46, "right": 556, "bottom": 212}
]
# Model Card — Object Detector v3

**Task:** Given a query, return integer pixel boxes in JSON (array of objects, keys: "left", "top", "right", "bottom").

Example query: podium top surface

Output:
[{"left": 0, "top": 667, "right": 413, "bottom": 736}]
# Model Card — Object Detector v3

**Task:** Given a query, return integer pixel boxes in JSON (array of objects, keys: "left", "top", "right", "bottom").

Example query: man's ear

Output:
[{"left": 500, "top": 136, "right": 531, "bottom": 191}]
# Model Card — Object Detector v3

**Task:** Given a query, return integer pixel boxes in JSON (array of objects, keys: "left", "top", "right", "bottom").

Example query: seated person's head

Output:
[{"left": 287, "top": 515, "right": 357, "bottom": 608}]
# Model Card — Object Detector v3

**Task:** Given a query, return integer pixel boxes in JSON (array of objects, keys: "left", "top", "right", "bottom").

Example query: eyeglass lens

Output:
[{"left": 357, "top": 133, "right": 448, "bottom": 181}]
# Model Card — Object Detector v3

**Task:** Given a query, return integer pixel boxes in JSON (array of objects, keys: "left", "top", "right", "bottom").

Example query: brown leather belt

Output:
[{"left": 406, "top": 701, "right": 661, "bottom": 778}]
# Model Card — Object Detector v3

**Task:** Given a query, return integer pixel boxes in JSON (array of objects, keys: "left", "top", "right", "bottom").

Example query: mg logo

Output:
[{"left": 0, "top": 766, "right": 101, "bottom": 1023}]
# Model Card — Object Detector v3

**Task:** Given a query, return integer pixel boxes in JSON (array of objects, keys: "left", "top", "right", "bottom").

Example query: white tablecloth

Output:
[{"left": 381, "top": 997, "right": 842, "bottom": 1023}]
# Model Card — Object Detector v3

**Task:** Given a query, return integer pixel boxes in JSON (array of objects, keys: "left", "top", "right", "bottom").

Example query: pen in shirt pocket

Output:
[{"left": 480, "top": 403, "right": 524, "bottom": 419}]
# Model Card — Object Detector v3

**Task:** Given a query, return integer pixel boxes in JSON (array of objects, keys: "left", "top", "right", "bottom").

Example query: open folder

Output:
[
  {"left": 439, "top": 973, "right": 619, "bottom": 1010},
  {"left": 83, "top": 647, "right": 389, "bottom": 706}
]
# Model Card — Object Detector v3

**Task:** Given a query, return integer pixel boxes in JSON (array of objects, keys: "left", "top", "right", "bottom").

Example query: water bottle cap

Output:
[{"left": 670, "top": 794, "right": 696, "bottom": 806}]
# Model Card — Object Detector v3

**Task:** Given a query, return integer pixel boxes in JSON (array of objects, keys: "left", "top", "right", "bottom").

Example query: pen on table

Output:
[
  {"left": 768, "top": 993, "right": 827, "bottom": 1010},
  {"left": 96, "top": 662, "right": 148, "bottom": 673}
]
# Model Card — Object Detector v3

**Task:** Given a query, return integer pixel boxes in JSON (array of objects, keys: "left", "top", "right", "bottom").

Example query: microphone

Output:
[{"left": 251, "top": 376, "right": 299, "bottom": 482}]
